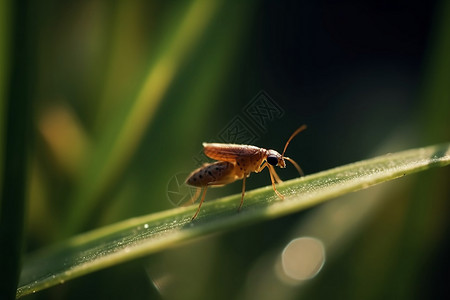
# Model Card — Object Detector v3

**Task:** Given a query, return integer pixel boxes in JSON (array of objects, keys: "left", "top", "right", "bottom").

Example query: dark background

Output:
[{"left": 2, "top": 0, "right": 449, "bottom": 299}]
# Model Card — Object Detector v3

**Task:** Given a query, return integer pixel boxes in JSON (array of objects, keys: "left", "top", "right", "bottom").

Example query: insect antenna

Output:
[
  {"left": 284, "top": 157, "right": 304, "bottom": 176},
  {"left": 281, "top": 124, "right": 307, "bottom": 176},
  {"left": 281, "top": 124, "right": 307, "bottom": 157}
]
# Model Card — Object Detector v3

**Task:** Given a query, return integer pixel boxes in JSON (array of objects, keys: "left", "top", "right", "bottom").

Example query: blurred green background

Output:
[{"left": 1, "top": 0, "right": 449, "bottom": 299}]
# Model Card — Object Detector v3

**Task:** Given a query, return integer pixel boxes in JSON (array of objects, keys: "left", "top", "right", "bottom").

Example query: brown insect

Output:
[{"left": 185, "top": 125, "right": 307, "bottom": 220}]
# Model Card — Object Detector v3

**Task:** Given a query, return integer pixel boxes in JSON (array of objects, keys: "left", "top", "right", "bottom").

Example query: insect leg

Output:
[
  {"left": 268, "top": 164, "right": 284, "bottom": 200},
  {"left": 183, "top": 187, "right": 201, "bottom": 207},
  {"left": 192, "top": 186, "right": 208, "bottom": 220},
  {"left": 257, "top": 161, "right": 283, "bottom": 183},
  {"left": 238, "top": 175, "right": 247, "bottom": 211},
  {"left": 256, "top": 161, "right": 267, "bottom": 172},
  {"left": 270, "top": 168, "right": 283, "bottom": 183}
]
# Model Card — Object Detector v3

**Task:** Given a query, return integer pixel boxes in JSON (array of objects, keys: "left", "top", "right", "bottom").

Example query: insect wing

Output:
[{"left": 203, "top": 143, "right": 261, "bottom": 162}]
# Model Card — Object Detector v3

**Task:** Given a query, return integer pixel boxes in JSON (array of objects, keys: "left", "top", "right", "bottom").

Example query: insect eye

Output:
[{"left": 267, "top": 155, "right": 278, "bottom": 166}]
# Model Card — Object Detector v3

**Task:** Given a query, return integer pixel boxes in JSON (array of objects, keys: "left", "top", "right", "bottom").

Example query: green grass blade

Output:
[
  {"left": 16, "top": 143, "right": 450, "bottom": 298},
  {"left": 63, "top": 0, "right": 222, "bottom": 236},
  {"left": 0, "top": 0, "right": 12, "bottom": 195},
  {"left": 1, "top": 1, "right": 32, "bottom": 298}
]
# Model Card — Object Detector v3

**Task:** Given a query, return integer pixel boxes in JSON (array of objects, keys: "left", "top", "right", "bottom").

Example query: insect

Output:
[{"left": 185, "top": 125, "right": 307, "bottom": 220}]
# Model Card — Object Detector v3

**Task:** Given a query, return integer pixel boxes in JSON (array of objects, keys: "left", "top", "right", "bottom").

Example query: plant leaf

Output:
[
  {"left": 17, "top": 143, "right": 450, "bottom": 298},
  {"left": 63, "top": 0, "right": 222, "bottom": 236}
]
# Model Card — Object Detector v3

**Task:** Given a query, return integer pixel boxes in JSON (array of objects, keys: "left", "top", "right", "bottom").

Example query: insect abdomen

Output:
[{"left": 186, "top": 161, "right": 235, "bottom": 187}]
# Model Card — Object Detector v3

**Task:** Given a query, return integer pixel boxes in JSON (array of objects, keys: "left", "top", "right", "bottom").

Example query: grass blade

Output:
[
  {"left": 1, "top": 1, "right": 32, "bottom": 298},
  {"left": 63, "top": 0, "right": 222, "bottom": 236},
  {"left": 17, "top": 143, "right": 450, "bottom": 298}
]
